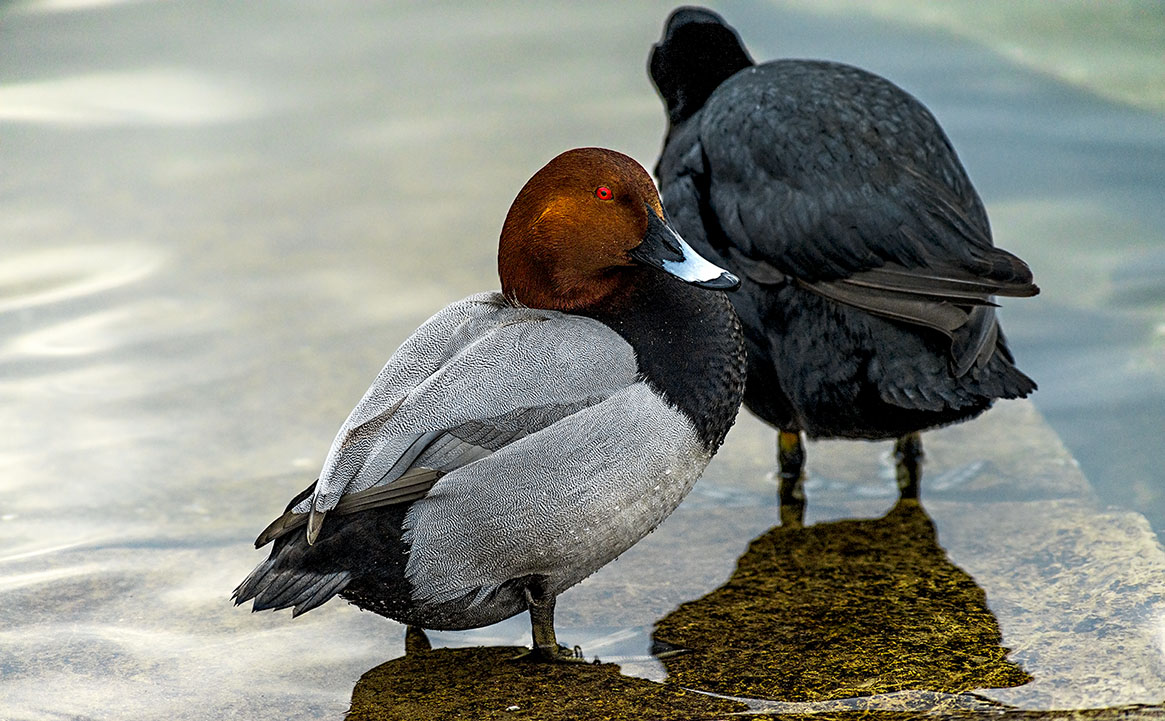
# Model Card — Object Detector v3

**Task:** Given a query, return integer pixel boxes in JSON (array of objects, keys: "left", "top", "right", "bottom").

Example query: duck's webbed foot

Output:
[
  {"left": 511, "top": 644, "right": 586, "bottom": 663},
  {"left": 514, "top": 576, "right": 589, "bottom": 664}
]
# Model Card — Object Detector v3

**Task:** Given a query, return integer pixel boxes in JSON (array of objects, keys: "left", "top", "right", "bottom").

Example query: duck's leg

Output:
[
  {"left": 523, "top": 576, "right": 584, "bottom": 663},
  {"left": 777, "top": 430, "right": 806, "bottom": 527},
  {"left": 893, "top": 432, "right": 923, "bottom": 499},
  {"left": 404, "top": 624, "right": 431, "bottom": 654}
]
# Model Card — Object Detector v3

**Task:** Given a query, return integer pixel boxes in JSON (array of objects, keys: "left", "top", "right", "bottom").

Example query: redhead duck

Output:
[
  {"left": 233, "top": 147, "right": 746, "bottom": 661},
  {"left": 649, "top": 7, "right": 1037, "bottom": 505}
]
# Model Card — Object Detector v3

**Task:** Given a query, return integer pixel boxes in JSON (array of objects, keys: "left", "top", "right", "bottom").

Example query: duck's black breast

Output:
[{"left": 581, "top": 268, "right": 746, "bottom": 453}]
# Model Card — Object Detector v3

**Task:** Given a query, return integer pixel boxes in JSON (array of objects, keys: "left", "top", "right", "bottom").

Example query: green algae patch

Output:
[
  {"left": 654, "top": 499, "right": 1032, "bottom": 701},
  {"left": 347, "top": 645, "right": 747, "bottom": 721}
]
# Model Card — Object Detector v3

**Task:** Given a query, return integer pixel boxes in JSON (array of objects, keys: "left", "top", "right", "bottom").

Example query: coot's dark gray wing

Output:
[{"left": 678, "top": 60, "right": 1037, "bottom": 373}]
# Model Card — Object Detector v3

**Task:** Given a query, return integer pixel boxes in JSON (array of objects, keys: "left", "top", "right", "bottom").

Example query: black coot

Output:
[{"left": 649, "top": 6, "right": 1038, "bottom": 511}]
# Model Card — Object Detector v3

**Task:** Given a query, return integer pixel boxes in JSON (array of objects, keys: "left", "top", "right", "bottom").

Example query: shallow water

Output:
[{"left": 1, "top": 1, "right": 1163, "bottom": 719}]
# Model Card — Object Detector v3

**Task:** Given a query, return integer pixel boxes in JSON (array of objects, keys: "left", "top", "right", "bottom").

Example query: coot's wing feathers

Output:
[
  {"left": 842, "top": 261, "right": 1036, "bottom": 302},
  {"left": 807, "top": 276, "right": 970, "bottom": 334},
  {"left": 257, "top": 298, "right": 638, "bottom": 546},
  {"left": 683, "top": 61, "right": 1037, "bottom": 373},
  {"left": 697, "top": 61, "right": 1037, "bottom": 293}
]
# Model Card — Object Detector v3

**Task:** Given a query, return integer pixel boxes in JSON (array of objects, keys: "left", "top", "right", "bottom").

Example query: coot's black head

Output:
[{"left": 649, "top": 6, "right": 754, "bottom": 126}]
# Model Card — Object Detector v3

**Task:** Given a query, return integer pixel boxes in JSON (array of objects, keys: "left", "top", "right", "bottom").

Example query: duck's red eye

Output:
[{"left": 595, "top": 186, "right": 613, "bottom": 201}]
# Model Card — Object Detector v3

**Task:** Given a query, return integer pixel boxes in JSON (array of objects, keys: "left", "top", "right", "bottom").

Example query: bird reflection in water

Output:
[
  {"left": 653, "top": 498, "right": 1031, "bottom": 702},
  {"left": 779, "top": 450, "right": 924, "bottom": 529}
]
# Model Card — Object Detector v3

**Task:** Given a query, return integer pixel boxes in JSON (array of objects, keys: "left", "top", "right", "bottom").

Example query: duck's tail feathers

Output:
[{"left": 232, "top": 559, "right": 352, "bottom": 618}]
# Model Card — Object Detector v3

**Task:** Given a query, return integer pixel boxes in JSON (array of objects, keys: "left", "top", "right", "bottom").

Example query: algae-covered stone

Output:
[{"left": 347, "top": 645, "right": 746, "bottom": 721}]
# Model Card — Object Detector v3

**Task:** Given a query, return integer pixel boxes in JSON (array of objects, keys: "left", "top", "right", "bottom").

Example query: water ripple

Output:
[
  {"left": 0, "top": 69, "right": 260, "bottom": 126},
  {"left": 0, "top": 245, "right": 160, "bottom": 315}
]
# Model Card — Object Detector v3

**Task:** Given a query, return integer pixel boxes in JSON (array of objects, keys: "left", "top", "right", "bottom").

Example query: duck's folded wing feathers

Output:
[
  {"left": 255, "top": 467, "right": 443, "bottom": 547},
  {"left": 337, "top": 292, "right": 510, "bottom": 432},
  {"left": 257, "top": 307, "right": 639, "bottom": 546}
]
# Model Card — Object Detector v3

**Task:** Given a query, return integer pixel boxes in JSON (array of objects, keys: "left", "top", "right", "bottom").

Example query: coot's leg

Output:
[
  {"left": 405, "top": 624, "right": 431, "bottom": 654},
  {"left": 520, "top": 576, "right": 584, "bottom": 663},
  {"left": 777, "top": 430, "right": 806, "bottom": 527},
  {"left": 893, "top": 432, "right": 923, "bottom": 499}
]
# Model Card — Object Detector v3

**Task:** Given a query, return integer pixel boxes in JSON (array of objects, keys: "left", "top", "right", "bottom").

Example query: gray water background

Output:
[{"left": 1, "top": 1, "right": 1163, "bottom": 719}]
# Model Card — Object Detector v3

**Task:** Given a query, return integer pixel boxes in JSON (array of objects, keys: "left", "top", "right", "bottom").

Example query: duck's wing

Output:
[
  {"left": 669, "top": 76, "right": 1037, "bottom": 373},
  {"left": 255, "top": 300, "right": 639, "bottom": 547}
]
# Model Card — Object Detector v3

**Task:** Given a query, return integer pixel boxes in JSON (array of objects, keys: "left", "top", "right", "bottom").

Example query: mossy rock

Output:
[{"left": 348, "top": 645, "right": 747, "bottom": 721}]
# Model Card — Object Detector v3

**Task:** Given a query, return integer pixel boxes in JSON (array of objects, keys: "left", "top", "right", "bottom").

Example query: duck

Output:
[
  {"left": 233, "top": 147, "right": 746, "bottom": 662},
  {"left": 648, "top": 7, "right": 1038, "bottom": 508}
]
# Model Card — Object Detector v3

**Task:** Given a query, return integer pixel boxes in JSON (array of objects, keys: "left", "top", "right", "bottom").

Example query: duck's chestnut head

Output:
[{"left": 499, "top": 147, "right": 736, "bottom": 311}]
